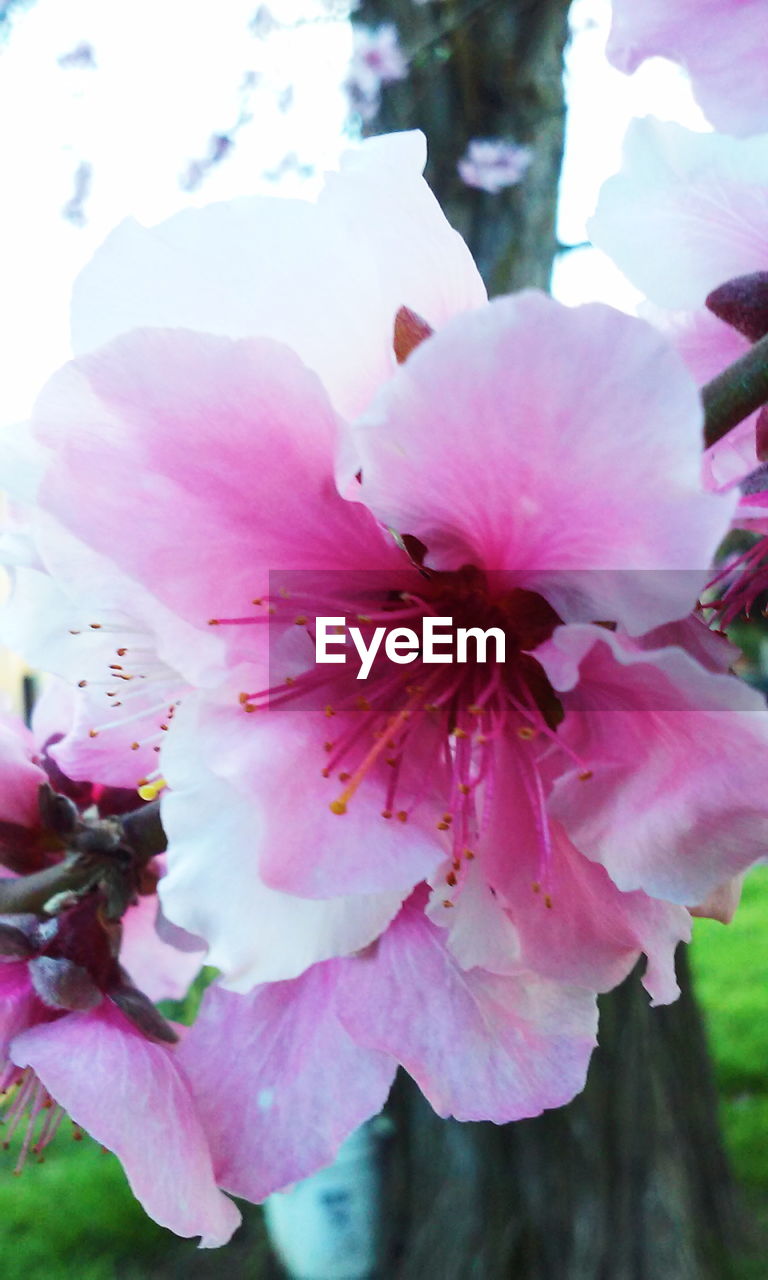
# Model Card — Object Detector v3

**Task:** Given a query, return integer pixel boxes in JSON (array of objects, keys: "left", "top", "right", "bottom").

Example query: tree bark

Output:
[
  {"left": 352, "top": 3, "right": 741, "bottom": 1276},
  {"left": 356, "top": 0, "right": 570, "bottom": 293}
]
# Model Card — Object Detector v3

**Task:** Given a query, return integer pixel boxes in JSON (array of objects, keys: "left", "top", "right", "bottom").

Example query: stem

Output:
[
  {"left": 0, "top": 860, "right": 95, "bottom": 915},
  {"left": 702, "top": 330, "right": 768, "bottom": 448}
]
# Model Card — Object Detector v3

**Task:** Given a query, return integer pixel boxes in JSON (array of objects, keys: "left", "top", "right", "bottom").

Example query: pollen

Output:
[{"left": 137, "top": 777, "right": 167, "bottom": 802}]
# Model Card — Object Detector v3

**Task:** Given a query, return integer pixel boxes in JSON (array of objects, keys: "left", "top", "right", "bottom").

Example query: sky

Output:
[{"left": 0, "top": 0, "right": 708, "bottom": 425}]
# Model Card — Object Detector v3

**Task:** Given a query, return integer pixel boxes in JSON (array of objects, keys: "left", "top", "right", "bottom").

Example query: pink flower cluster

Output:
[
  {"left": 0, "top": 120, "right": 766, "bottom": 1244},
  {"left": 458, "top": 138, "right": 533, "bottom": 194}
]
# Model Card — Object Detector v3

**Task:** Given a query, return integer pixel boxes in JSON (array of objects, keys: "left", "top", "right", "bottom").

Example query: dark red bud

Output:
[
  {"left": 756, "top": 406, "right": 768, "bottom": 462},
  {"left": 706, "top": 272, "right": 768, "bottom": 343}
]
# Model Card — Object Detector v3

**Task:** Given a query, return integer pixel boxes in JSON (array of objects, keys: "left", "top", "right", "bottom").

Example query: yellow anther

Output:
[
  {"left": 464, "top": 849, "right": 475, "bottom": 860},
  {"left": 452, "top": 727, "right": 468, "bottom": 739},
  {"left": 459, "top": 783, "right": 471, "bottom": 795},
  {"left": 294, "top": 616, "right": 308, "bottom": 626},
  {"left": 381, "top": 809, "right": 393, "bottom": 819},
  {"left": 324, "top": 705, "right": 335, "bottom": 718},
  {"left": 544, "top": 894, "right": 553, "bottom": 909},
  {"left": 468, "top": 704, "right": 482, "bottom": 716},
  {"left": 356, "top": 697, "right": 371, "bottom": 711},
  {"left": 138, "top": 777, "right": 167, "bottom": 803},
  {"left": 442, "top": 899, "right": 454, "bottom": 908},
  {"left": 130, "top": 742, "right": 140, "bottom": 751},
  {"left": 329, "top": 799, "right": 347, "bottom": 815},
  {"left": 396, "top": 810, "right": 408, "bottom": 823},
  {"left": 356, "top": 614, "right": 372, "bottom": 624},
  {"left": 578, "top": 769, "right": 593, "bottom": 781},
  {"left": 339, "top": 771, "right": 351, "bottom": 782},
  {"left": 208, "top": 618, "right": 220, "bottom": 626},
  {"left": 88, "top": 729, "right": 98, "bottom": 738},
  {"left": 517, "top": 725, "right": 536, "bottom": 741},
  {"left": 437, "top": 821, "right": 450, "bottom": 831},
  {"left": 532, "top": 881, "right": 541, "bottom": 893}
]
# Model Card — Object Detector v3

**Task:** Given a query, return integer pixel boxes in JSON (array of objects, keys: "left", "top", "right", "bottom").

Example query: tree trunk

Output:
[
  {"left": 356, "top": 0, "right": 569, "bottom": 293},
  {"left": 353, "top": 3, "right": 741, "bottom": 1276}
]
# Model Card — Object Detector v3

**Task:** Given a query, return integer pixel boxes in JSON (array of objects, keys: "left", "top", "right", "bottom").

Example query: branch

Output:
[
  {"left": 0, "top": 859, "right": 95, "bottom": 915},
  {"left": 0, "top": 800, "right": 167, "bottom": 917},
  {"left": 702, "top": 330, "right": 768, "bottom": 448}
]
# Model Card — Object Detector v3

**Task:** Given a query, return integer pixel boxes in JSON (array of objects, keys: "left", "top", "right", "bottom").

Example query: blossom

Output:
[
  {"left": 20, "top": 293, "right": 756, "bottom": 1002},
  {"left": 589, "top": 118, "right": 768, "bottom": 487},
  {"left": 7, "top": 134, "right": 768, "bottom": 1182},
  {"left": 0, "top": 704, "right": 228, "bottom": 1240},
  {"left": 607, "top": 0, "right": 768, "bottom": 137},
  {"left": 458, "top": 139, "right": 533, "bottom": 194},
  {"left": 344, "top": 24, "right": 408, "bottom": 121},
  {"left": 0, "top": 911, "right": 238, "bottom": 1245}
]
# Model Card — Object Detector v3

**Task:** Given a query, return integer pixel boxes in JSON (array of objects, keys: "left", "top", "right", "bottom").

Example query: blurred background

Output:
[{"left": 1, "top": 1, "right": 766, "bottom": 1277}]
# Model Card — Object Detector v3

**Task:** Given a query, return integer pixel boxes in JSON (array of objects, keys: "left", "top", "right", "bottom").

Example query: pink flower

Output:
[
  {"left": 20, "top": 292, "right": 755, "bottom": 1017},
  {"left": 607, "top": 0, "right": 768, "bottom": 137},
  {"left": 589, "top": 119, "right": 768, "bottom": 487},
  {"left": 458, "top": 139, "right": 533, "bottom": 194},
  {"left": 0, "top": 945, "right": 239, "bottom": 1245}
]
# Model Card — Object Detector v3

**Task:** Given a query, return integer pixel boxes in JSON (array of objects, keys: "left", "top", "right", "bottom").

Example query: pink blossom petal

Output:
[
  {"left": 607, "top": 1, "right": 768, "bottom": 137},
  {"left": 353, "top": 291, "right": 733, "bottom": 632},
  {"left": 34, "top": 329, "right": 401, "bottom": 641},
  {"left": 477, "top": 766, "right": 688, "bottom": 1004},
  {"left": 336, "top": 902, "right": 598, "bottom": 1122},
  {"left": 120, "top": 890, "right": 205, "bottom": 1004},
  {"left": 425, "top": 855, "right": 522, "bottom": 975},
  {"left": 0, "top": 719, "right": 47, "bottom": 830},
  {"left": 177, "top": 971, "right": 396, "bottom": 1202},
  {"left": 0, "top": 963, "right": 40, "bottom": 1056},
  {"left": 10, "top": 1002, "right": 240, "bottom": 1246},
  {"left": 71, "top": 132, "right": 485, "bottom": 420},
  {"left": 159, "top": 694, "right": 410, "bottom": 989},
  {"left": 540, "top": 624, "right": 768, "bottom": 905},
  {"left": 590, "top": 119, "right": 768, "bottom": 309}
]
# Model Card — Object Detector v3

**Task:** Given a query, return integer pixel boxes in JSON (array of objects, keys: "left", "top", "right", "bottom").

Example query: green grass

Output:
[{"left": 692, "top": 864, "right": 768, "bottom": 1187}]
